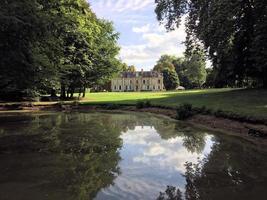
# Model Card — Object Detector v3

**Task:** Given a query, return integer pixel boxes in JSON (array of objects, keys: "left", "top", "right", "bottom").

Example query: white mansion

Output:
[{"left": 111, "top": 71, "right": 164, "bottom": 92}]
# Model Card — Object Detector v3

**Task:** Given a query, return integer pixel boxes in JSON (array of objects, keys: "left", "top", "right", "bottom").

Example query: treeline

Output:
[
  {"left": 155, "top": 0, "right": 267, "bottom": 88},
  {"left": 153, "top": 52, "right": 207, "bottom": 90},
  {"left": 0, "top": 0, "right": 121, "bottom": 100}
]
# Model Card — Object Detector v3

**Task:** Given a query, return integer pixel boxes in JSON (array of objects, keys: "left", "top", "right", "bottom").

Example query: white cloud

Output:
[
  {"left": 92, "top": 0, "right": 154, "bottom": 12},
  {"left": 90, "top": 0, "right": 188, "bottom": 70},
  {"left": 120, "top": 22, "right": 187, "bottom": 69},
  {"left": 132, "top": 24, "right": 151, "bottom": 33},
  {"left": 121, "top": 126, "right": 214, "bottom": 173}
]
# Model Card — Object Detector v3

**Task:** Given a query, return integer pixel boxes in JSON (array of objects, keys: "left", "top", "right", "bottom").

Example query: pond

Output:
[{"left": 0, "top": 111, "right": 267, "bottom": 200}]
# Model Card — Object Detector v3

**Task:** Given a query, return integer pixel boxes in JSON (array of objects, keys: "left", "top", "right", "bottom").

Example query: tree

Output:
[
  {"left": 205, "top": 68, "right": 215, "bottom": 88},
  {"left": 0, "top": 0, "right": 121, "bottom": 100},
  {"left": 128, "top": 65, "right": 136, "bottom": 72},
  {"left": 155, "top": 0, "right": 267, "bottom": 88},
  {"left": 0, "top": 0, "right": 55, "bottom": 99},
  {"left": 162, "top": 68, "right": 180, "bottom": 90},
  {"left": 184, "top": 51, "right": 207, "bottom": 88},
  {"left": 153, "top": 55, "right": 176, "bottom": 72}
]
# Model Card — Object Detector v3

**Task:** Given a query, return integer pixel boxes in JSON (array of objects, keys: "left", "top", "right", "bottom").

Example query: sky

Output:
[{"left": 89, "top": 0, "right": 187, "bottom": 71}]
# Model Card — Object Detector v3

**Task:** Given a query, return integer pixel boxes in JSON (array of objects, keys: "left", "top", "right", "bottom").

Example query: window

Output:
[
  {"left": 125, "top": 85, "right": 128, "bottom": 90},
  {"left": 136, "top": 80, "right": 139, "bottom": 84},
  {"left": 153, "top": 85, "right": 155, "bottom": 90},
  {"left": 114, "top": 85, "right": 116, "bottom": 90},
  {"left": 158, "top": 86, "right": 161, "bottom": 90},
  {"left": 158, "top": 79, "right": 161, "bottom": 84},
  {"left": 147, "top": 85, "right": 149, "bottom": 90},
  {"left": 130, "top": 80, "right": 132, "bottom": 84},
  {"left": 143, "top": 80, "right": 146, "bottom": 84},
  {"left": 119, "top": 85, "right": 122, "bottom": 90}
]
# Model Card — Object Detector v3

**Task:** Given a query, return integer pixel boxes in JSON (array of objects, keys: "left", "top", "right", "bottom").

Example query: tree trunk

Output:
[
  {"left": 60, "top": 85, "right": 66, "bottom": 99},
  {"left": 50, "top": 89, "right": 57, "bottom": 97},
  {"left": 78, "top": 88, "right": 82, "bottom": 100},
  {"left": 82, "top": 86, "right": 86, "bottom": 98},
  {"left": 263, "top": 77, "right": 267, "bottom": 89},
  {"left": 70, "top": 88, "right": 74, "bottom": 98}
]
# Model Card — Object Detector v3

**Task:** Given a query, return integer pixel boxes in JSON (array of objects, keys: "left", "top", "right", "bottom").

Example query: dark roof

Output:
[{"left": 120, "top": 71, "right": 163, "bottom": 78}]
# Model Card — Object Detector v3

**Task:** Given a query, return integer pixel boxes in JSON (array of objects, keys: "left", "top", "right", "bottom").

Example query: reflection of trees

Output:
[
  {"left": 157, "top": 136, "right": 267, "bottom": 200},
  {"left": 181, "top": 132, "right": 206, "bottom": 154},
  {"left": 0, "top": 112, "right": 211, "bottom": 198},
  {"left": 157, "top": 186, "right": 183, "bottom": 200},
  {"left": 153, "top": 120, "right": 207, "bottom": 154},
  {"left": 0, "top": 112, "right": 124, "bottom": 199}
]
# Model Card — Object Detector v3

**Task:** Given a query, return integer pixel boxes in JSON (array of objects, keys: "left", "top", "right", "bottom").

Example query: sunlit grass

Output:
[{"left": 83, "top": 88, "right": 267, "bottom": 119}]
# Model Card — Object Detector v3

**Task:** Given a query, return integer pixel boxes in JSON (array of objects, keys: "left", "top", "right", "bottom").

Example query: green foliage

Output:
[
  {"left": 162, "top": 68, "right": 180, "bottom": 90},
  {"left": 153, "top": 55, "right": 176, "bottom": 72},
  {"left": 183, "top": 51, "right": 207, "bottom": 88},
  {"left": 155, "top": 0, "right": 267, "bottom": 88},
  {"left": 136, "top": 100, "right": 152, "bottom": 109},
  {"left": 121, "top": 64, "right": 137, "bottom": 73},
  {"left": 154, "top": 53, "right": 207, "bottom": 89},
  {"left": 0, "top": 0, "right": 121, "bottom": 100},
  {"left": 176, "top": 103, "right": 194, "bottom": 120}
]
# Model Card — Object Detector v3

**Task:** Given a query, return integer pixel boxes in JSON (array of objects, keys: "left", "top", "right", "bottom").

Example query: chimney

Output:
[{"left": 141, "top": 69, "right": 144, "bottom": 72}]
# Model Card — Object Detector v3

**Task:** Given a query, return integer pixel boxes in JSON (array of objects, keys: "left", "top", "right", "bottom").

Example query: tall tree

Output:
[
  {"left": 162, "top": 68, "right": 180, "bottom": 90},
  {"left": 184, "top": 51, "right": 207, "bottom": 88},
  {"left": 0, "top": 0, "right": 121, "bottom": 100},
  {"left": 0, "top": 0, "right": 53, "bottom": 99},
  {"left": 155, "top": 0, "right": 267, "bottom": 88},
  {"left": 153, "top": 55, "right": 176, "bottom": 72},
  {"left": 128, "top": 65, "right": 137, "bottom": 72}
]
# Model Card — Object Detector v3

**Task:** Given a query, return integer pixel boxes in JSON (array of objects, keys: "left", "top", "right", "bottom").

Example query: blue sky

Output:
[{"left": 89, "top": 0, "right": 186, "bottom": 71}]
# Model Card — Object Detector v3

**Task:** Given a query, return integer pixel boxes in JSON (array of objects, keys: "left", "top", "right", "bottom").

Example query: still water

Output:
[{"left": 0, "top": 112, "right": 266, "bottom": 200}]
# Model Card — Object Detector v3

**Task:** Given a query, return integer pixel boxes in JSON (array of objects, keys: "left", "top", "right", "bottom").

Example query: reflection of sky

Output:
[{"left": 96, "top": 126, "right": 214, "bottom": 200}]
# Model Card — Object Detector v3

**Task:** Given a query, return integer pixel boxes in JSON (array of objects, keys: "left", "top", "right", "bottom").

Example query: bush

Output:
[
  {"left": 104, "top": 103, "right": 120, "bottom": 110},
  {"left": 145, "top": 101, "right": 152, "bottom": 107},
  {"left": 136, "top": 101, "right": 152, "bottom": 109},
  {"left": 136, "top": 101, "right": 145, "bottom": 109},
  {"left": 176, "top": 103, "right": 194, "bottom": 120}
]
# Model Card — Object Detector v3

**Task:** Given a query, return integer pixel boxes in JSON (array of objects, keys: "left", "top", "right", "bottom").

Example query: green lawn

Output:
[{"left": 82, "top": 88, "right": 267, "bottom": 119}]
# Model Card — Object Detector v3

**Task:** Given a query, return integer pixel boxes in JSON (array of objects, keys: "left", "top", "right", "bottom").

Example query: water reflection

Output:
[
  {"left": 0, "top": 112, "right": 266, "bottom": 200},
  {"left": 95, "top": 123, "right": 213, "bottom": 200},
  {"left": 0, "top": 112, "right": 123, "bottom": 200}
]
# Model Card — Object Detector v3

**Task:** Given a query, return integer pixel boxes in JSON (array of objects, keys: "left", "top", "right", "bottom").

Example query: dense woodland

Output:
[
  {"left": 155, "top": 0, "right": 267, "bottom": 88},
  {"left": 0, "top": 0, "right": 121, "bottom": 100}
]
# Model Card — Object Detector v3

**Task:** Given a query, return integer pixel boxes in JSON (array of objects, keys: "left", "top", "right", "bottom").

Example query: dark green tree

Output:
[
  {"left": 0, "top": 0, "right": 121, "bottom": 100},
  {"left": 155, "top": 0, "right": 267, "bottom": 88},
  {"left": 162, "top": 68, "right": 180, "bottom": 90},
  {"left": 0, "top": 0, "right": 56, "bottom": 99}
]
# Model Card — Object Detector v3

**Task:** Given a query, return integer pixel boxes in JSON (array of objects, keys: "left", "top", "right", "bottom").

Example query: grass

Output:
[{"left": 82, "top": 88, "right": 267, "bottom": 119}]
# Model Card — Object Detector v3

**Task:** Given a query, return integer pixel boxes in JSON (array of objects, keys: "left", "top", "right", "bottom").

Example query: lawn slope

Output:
[{"left": 83, "top": 88, "right": 267, "bottom": 119}]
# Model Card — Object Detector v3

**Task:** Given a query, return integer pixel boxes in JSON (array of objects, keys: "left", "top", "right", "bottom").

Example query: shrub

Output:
[
  {"left": 136, "top": 101, "right": 152, "bottom": 109},
  {"left": 104, "top": 103, "right": 120, "bottom": 110},
  {"left": 145, "top": 100, "right": 152, "bottom": 107},
  {"left": 136, "top": 101, "right": 145, "bottom": 109},
  {"left": 176, "top": 103, "right": 194, "bottom": 120}
]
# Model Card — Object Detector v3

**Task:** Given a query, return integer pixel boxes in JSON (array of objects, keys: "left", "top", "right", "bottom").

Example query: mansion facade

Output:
[{"left": 111, "top": 71, "right": 164, "bottom": 92}]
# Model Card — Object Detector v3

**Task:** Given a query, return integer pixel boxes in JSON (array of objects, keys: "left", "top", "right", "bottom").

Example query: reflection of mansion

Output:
[{"left": 111, "top": 71, "right": 164, "bottom": 92}]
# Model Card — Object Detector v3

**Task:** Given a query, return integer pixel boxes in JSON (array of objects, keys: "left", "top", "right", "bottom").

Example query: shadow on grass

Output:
[{"left": 82, "top": 88, "right": 267, "bottom": 119}]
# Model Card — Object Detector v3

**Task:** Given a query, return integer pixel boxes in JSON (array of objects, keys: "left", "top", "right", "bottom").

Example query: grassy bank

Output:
[{"left": 82, "top": 88, "right": 267, "bottom": 119}]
